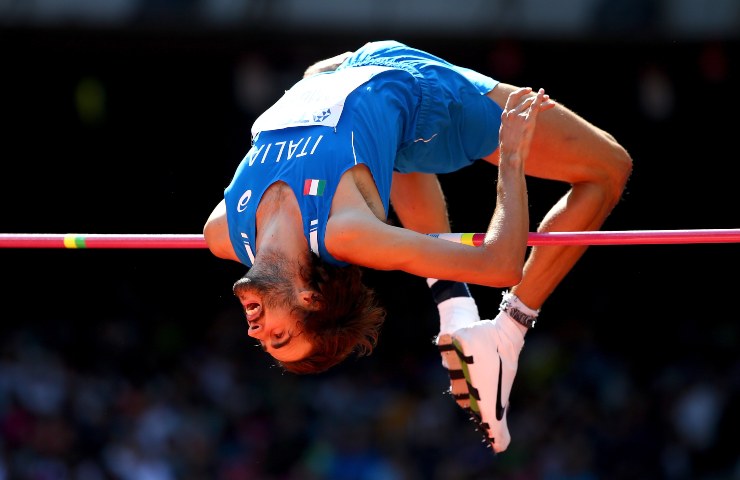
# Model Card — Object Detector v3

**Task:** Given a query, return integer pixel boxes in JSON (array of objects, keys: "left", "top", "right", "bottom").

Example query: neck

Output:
[{"left": 255, "top": 182, "right": 309, "bottom": 265}]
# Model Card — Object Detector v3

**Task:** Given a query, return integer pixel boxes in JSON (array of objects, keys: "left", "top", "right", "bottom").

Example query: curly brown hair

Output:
[{"left": 277, "top": 254, "right": 386, "bottom": 375}]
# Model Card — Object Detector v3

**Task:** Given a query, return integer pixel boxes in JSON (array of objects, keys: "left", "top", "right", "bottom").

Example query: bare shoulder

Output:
[{"left": 203, "top": 199, "right": 239, "bottom": 261}]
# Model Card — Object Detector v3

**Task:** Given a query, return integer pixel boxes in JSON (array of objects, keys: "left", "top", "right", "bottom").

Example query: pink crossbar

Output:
[{"left": 0, "top": 229, "right": 739, "bottom": 249}]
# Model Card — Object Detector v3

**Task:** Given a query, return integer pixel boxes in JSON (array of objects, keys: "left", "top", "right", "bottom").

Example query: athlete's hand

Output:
[{"left": 498, "top": 87, "right": 555, "bottom": 167}]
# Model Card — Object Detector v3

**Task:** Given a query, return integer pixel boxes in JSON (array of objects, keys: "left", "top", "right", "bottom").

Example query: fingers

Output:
[
  {"left": 524, "top": 88, "right": 548, "bottom": 120},
  {"left": 503, "top": 86, "right": 533, "bottom": 110},
  {"left": 503, "top": 88, "right": 555, "bottom": 120},
  {"left": 498, "top": 87, "right": 554, "bottom": 161},
  {"left": 530, "top": 88, "right": 556, "bottom": 113}
]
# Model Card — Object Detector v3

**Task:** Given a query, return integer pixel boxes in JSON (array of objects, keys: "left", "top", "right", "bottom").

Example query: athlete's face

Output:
[{"left": 233, "top": 255, "right": 313, "bottom": 363}]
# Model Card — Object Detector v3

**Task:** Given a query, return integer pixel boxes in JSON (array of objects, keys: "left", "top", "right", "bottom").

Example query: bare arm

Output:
[
  {"left": 330, "top": 87, "right": 555, "bottom": 287},
  {"left": 303, "top": 51, "right": 354, "bottom": 78}
]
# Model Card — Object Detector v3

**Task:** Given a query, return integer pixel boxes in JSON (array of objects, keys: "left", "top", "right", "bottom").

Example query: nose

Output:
[{"left": 247, "top": 321, "right": 263, "bottom": 338}]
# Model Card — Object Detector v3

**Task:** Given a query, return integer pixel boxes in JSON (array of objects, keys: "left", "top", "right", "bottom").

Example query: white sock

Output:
[
  {"left": 500, "top": 290, "right": 539, "bottom": 335},
  {"left": 427, "top": 278, "right": 480, "bottom": 335},
  {"left": 501, "top": 291, "right": 540, "bottom": 317}
]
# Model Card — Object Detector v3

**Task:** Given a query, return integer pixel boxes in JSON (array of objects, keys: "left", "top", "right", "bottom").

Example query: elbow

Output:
[{"left": 477, "top": 263, "right": 523, "bottom": 288}]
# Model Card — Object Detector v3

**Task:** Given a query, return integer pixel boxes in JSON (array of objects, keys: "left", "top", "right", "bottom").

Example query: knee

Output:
[{"left": 595, "top": 138, "right": 633, "bottom": 207}]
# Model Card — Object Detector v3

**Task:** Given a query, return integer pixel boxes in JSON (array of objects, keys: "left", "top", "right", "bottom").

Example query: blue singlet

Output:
[{"left": 224, "top": 40, "right": 503, "bottom": 268}]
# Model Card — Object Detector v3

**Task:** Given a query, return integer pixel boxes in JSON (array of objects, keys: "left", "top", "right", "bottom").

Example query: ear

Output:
[{"left": 298, "top": 290, "right": 325, "bottom": 311}]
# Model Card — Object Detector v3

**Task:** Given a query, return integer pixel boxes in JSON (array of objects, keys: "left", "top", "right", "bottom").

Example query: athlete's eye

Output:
[{"left": 273, "top": 331, "right": 284, "bottom": 340}]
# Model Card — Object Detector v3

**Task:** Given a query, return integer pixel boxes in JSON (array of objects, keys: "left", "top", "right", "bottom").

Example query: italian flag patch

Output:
[{"left": 303, "top": 179, "right": 326, "bottom": 196}]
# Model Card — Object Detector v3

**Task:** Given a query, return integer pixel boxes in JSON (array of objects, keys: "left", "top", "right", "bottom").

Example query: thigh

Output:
[
  {"left": 483, "top": 83, "right": 624, "bottom": 184},
  {"left": 390, "top": 172, "right": 450, "bottom": 233}
]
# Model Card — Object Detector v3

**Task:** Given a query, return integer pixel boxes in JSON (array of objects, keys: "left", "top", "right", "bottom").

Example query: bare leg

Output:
[
  {"left": 390, "top": 171, "right": 450, "bottom": 233},
  {"left": 433, "top": 83, "right": 631, "bottom": 453},
  {"left": 391, "top": 170, "right": 479, "bottom": 373},
  {"left": 484, "top": 83, "right": 633, "bottom": 311},
  {"left": 388, "top": 88, "right": 626, "bottom": 454},
  {"left": 390, "top": 172, "right": 479, "bottom": 329}
]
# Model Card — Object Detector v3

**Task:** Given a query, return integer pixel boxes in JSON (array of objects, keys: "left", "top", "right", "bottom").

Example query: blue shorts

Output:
[{"left": 340, "top": 40, "right": 503, "bottom": 174}]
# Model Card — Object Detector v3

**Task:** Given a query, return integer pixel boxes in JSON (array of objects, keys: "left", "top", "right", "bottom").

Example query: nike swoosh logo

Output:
[{"left": 495, "top": 351, "right": 505, "bottom": 421}]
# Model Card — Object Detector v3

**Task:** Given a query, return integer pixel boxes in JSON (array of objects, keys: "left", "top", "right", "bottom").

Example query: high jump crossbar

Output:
[{"left": 0, "top": 229, "right": 739, "bottom": 249}]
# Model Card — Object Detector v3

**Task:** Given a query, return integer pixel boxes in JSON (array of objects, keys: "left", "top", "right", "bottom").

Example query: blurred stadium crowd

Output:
[{"left": 1, "top": 291, "right": 738, "bottom": 480}]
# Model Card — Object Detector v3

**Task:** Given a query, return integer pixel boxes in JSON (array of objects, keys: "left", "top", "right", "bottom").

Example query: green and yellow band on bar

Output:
[{"left": 63, "top": 235, "right": 87, "bottom": 249}]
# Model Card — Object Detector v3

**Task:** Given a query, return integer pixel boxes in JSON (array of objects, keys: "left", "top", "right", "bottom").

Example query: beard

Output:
[{"left": 232, "top": 252, "right": 299, "bottom": 310}]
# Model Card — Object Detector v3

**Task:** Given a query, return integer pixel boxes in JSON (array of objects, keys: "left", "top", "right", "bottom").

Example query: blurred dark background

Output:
[{"left": 1, "top": 1, "right": 739, "bottom": 479}]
